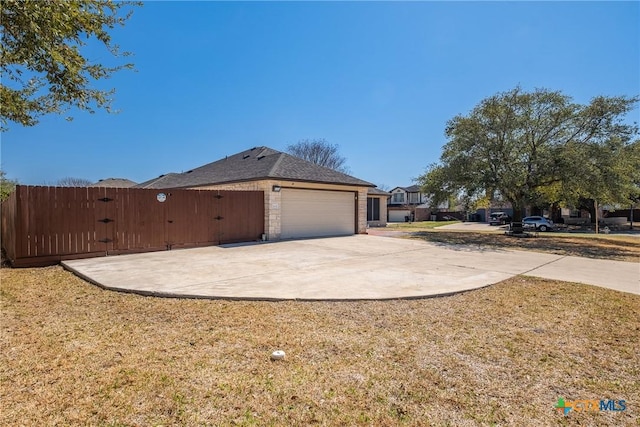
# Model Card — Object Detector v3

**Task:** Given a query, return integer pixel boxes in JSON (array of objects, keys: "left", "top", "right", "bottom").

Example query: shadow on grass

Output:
[{"left": 409, "top": 231, "right": 640, "bottom": 262}]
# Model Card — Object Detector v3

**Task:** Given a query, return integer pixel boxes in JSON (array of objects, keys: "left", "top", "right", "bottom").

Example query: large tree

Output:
[
  {"left": 0, "top": 0, "right": 139, "bottom": 129},
  {"left": 286, "top": 138, "right": 350, "bottom": 174},
  {"left": 418, "top": 87, "right": 639, "bottom": 220}
]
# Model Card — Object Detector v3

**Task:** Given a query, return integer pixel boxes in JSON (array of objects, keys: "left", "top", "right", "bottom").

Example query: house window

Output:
[
  {"left": 392, "top": 193, "right": 404, "bottom": 203},
  {"left": 367, "top": 197, "right": 380, "bottom": 221},
  {"left": 408, "top": 192, "right": 420, "bottom": 204}
]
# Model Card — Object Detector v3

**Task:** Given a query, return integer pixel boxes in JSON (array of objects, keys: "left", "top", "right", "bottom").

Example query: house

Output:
[
  {"left": 475, "top": 206, "right": 515, "bottom": 223},
  {"left": 91, "top": 177, "right": 137, "bottom": 188},
  {"left": 387, "top": 185, "right": 427, "bottom": 222},
  {"left": 135, "top": 146, "right": 375, "bottom": 240},
  {"left": 366, "top": 188, "right": 390, "bottom": 227},
  {"left": 134, "top": 173, "right": 180, "bottom": 189}
]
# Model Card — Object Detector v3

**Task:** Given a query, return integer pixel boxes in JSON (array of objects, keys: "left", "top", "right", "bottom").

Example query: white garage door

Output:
[
  {"left": 388, "top": 210, "right": 410, "bottom": 222},
  {"left": 281, "top": 188, "right": 355, "bottom": 239}
]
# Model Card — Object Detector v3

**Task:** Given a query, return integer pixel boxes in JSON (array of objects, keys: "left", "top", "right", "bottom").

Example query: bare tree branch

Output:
[
  {"left": 286, "top": 139, "right": 350, "bottom": 174},
  {"left": 56, "top": 177, "right": 93, "bottom": 187}
]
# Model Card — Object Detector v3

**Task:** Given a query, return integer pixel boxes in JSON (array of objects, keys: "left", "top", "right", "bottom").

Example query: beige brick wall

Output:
[
  {"left": 194, "top": 180, "right": 369, "bottom": 239},
  {"left": 357, "top": 188, "right": 368, "bottom": 233}
]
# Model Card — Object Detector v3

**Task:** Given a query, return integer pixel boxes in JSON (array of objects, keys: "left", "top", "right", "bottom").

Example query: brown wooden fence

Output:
[{"left": 1, "top": 186, "right": 264, "bottom": 267}]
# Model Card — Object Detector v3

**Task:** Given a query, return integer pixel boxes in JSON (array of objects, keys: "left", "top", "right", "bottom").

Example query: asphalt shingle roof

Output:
[
  {"left": 135, "top": 173, "right": 181, "bottom": 189},
  {"left": 404, "top": 185, "right": 421, "bottom": 192},
  {"left": 135, "top": 146, "right": 375, "bottom": 189},
  {"left": 392, "top": 185, "right": 422, "bottom": 193},
  {"left": 367, "top": 187, "right": 391, "bottom": 196}
]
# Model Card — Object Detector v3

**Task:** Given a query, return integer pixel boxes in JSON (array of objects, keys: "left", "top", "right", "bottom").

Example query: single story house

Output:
[
  {"left": 135, "top": 146, "right": 375, "bottom": 240},
  {"left": 91, "top": 178, "right": 138, "bottom": 188}
]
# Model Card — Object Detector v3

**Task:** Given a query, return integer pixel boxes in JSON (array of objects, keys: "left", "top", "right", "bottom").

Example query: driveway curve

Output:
[{"left": 62, "top": 235, "right": 639, "bottom": 300}]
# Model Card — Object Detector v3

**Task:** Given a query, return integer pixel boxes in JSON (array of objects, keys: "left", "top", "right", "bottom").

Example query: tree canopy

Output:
[
  {"left": 418, "top": 87, "right": 639, "bottom": 220},
  {"left": 0, "top": 170, "right": 18, "bottom": 201},
  {"left": 286, "top": 139, "right": 350, "bottom": 174},
  {"left": 0, "top": 0, "right": 139, "bottom": 129}
]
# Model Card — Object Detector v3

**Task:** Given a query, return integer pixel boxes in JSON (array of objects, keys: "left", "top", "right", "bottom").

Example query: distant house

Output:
[
  {"left": 91, "top": 178, "right": 137, "bottom": 188},
  {"left": 367, "top": 188, "right": 390, "bottom": 227},
  {"left": 135, "top": 146, "right": 375, "bottom": 240},
  {"left": 387, "top": 185, "right": 427, "bottom": 222},
  {"left": 134, "top": 173, "right": 180, "bottom": 189}
]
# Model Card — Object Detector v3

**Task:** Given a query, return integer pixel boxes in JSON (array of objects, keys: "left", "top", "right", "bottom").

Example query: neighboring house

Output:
[
  {"left": 91, "top": 178, "right": 137, "bottom": 188},
  {"left": 367, "top": 188, "right": 390, "bottom": 227},
  {"left": 135, "top": 173, "right": 180, "bottom": 189},
  {"left": 561, "top": 206, "right": 633, "bottom": 226},
  {"left": 387, "top": 185, "right": 427, "bottom": 222},
  {"left": 559, "top": 207, "right": 590, "bottom": 225},
  {"left": 135, "top": 146, "right": 375, "bottom": 240},
  {"left": 475, "top": 206, "right": 515, "bottom": 223}
]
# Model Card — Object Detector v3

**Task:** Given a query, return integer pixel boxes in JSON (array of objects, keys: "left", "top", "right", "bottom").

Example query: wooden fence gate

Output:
[{"left": 1, "top": 186, "right": 264, "bottom": 267}]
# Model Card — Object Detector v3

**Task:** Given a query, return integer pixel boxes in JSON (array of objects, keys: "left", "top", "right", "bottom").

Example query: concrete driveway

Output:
[{"left": 62, "top": 235, "right": 639, "bottom": 300}]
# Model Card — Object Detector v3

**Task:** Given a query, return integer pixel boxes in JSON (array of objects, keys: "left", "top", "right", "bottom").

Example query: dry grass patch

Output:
[
  {"left": 1, "top": 267, "right": 639, "bottom": 426},
  {"left": 408, "top": 230, "right": 640, "bottom": 262},
  {"left": 387, "top": 221, "right": 462, "bottom": 230}
]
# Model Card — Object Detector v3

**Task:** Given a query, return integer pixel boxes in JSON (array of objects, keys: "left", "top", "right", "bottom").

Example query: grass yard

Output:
[
  {"left": 410, "top": 231, "right": 640, "bottom": 262},
  {"left": 1, "top": 267, "right": 639, "bottom": 426},
  {"left": 384, "top": 222, "right": 640, "bottom": 262},
  {"left": 387, "top": 220, "right": 462, "bottom": 230}
]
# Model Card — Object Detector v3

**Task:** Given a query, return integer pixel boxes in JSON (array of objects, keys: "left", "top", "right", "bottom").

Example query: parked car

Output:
[
  {"left": 489, "top": 212, "right": 511, "bottom": 225},
  {"left": 522, "top": 216, "right": 554, "bottom": 231}
]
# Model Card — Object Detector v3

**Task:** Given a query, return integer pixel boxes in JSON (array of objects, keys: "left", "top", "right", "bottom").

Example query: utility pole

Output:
[{"left": 594, "top": 200, "right": 599, "bottom": 234}]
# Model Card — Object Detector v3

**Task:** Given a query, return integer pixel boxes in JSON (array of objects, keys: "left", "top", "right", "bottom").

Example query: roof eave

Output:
[{"left": 183, "top": 176, "right": 375, "bottom": 189}]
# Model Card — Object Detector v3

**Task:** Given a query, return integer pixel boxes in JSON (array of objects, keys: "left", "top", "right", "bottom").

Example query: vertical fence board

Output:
[
  {"left": 1, "top": 189, "right": 18, "bottom": 262},
  {"left": 17, "top": 186, "right": 28, "bottom": 257}
]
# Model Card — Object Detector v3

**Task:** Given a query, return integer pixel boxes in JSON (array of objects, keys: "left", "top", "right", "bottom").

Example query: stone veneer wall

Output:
[{"left": 357, "top": 188, "right": 368, "bottom": 233}]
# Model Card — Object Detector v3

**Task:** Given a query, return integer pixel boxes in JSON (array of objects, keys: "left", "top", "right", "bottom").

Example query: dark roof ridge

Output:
[{"left": 268, "top": 151, "right": 286, "bottom": 176}]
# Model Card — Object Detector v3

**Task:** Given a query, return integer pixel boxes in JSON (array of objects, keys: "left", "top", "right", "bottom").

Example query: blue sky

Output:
[{"left": 2, "top": 1, "right": 639, "bottom": 188}]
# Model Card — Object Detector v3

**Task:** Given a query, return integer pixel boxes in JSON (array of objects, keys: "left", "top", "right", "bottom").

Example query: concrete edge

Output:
[{"left": 60, "top": 261, "right": 494, "bottom": 302}]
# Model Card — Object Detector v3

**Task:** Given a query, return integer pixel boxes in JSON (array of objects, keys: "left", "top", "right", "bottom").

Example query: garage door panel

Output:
[
  {"left": 281, "top": 189, "right": 355, "bottom": 239},
  {"left": 388, "top": 210, "right": 410, "bottom": 222}
]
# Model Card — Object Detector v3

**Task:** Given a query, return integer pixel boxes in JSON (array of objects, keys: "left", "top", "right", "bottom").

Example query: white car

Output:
[{"left": 522, "top": 216, "right": 554, "bottom": 231}]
